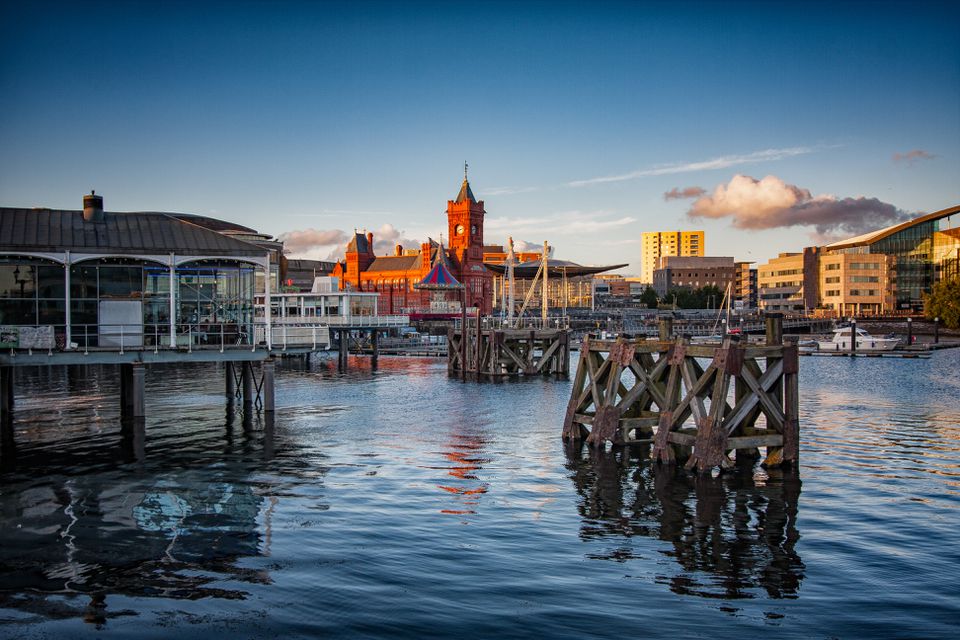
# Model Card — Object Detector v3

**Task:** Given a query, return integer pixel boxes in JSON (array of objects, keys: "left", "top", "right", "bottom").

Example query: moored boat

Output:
[{"left": 816, "top": 326, "right": 901, "bottom": 352}]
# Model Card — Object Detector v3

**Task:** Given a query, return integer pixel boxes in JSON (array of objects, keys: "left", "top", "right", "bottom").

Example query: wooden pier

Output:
[
  {"left": 562, "top": 314, "right": 799, "bottom": 472},
  {"left": 448, "top": 316, "right": 571, "bottom": 380}
]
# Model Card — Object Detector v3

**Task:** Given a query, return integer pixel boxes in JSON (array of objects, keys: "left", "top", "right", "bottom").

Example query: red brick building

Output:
[{"left": 331, "top": 172, "right": 494, "bottom": 316}]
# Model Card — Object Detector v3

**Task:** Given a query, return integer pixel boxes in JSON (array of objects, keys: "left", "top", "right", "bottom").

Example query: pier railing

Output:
[{"left": 1, "top": 316, "right": 409, "bottom": 355}]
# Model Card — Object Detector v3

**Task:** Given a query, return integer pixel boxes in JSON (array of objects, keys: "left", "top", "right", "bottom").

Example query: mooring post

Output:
[
  {"left": 658, "top": 316, "right": 673, "bottom": 342},
  {"left": 934, "top": 317, "right": 939, "bottom": 344},
  {"left": 339, "top": 330, "right": 349, "bottom": 370},
  {"left": 765, "top": 312, "right": 784, "bottom": 346},
  {"left": 262, "top": 358, "right": 275, "bottom": 412},
  {"left": 782, "top": 336, "right": 800, "bottom": 465},
  {"left": 850, "top": 318, "right": 857, "bottom": 355},
  {"left": 370, "top": 330, "right": 379, "bottom": 369},
  {"left": 242, "top": 361, "right": 255, "bottom": 410}
]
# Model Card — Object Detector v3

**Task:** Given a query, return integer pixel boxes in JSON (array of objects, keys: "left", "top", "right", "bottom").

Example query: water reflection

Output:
[
  {"left": 0, "top": 408, "right": 292, "bottom": 627},
  {"left": 437, "top": 432, "right": 491, "bottom": 516},
  {"left": 564, "top": 442, "right": 804, "bottom": 600}
]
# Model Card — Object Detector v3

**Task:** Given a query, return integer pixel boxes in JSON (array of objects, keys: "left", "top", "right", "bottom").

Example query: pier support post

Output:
[
  {"left": 226, "top": 362, "right": 237, "bottom": 401},
  {"left": 242, "top": 361, "right": 255, "bottom": 411},
  {"left": 120, "top": 363, "right": 146, "bottom": 419},
  {"left": 0, "top": 367, "right": 13, "bottom": 422},
  {"left": 658, "top": 317, "right": 673, "bottom": 342},
  {"left": 262, "top": 358, "right": 275, "bottom": 412},
  {"left": 370, "top": 330, "right": 379, "bottom": 369},
  {"left": 131, "top": 363, "right": 145, "bottom": 418},
  {"left": 338, "top": 331, "right": 349, "bottom": 370}
]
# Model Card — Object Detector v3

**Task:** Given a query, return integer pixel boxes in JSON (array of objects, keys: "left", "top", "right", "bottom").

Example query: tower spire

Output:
[{"left": 464, "top": 160, "right": 468, "bottom": 181}]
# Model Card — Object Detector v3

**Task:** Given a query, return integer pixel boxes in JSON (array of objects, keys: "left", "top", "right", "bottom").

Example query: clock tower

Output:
[{"left": 446, "top": 163, "right": 492, "bottom": 314}]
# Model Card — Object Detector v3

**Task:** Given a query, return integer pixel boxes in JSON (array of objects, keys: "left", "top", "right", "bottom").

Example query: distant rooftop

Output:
[{"left": 0, "top": 207, "right": 268, "bottom": 257}]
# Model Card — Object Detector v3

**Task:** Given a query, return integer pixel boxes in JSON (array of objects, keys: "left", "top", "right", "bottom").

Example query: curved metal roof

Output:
[
  {"left": 484, "top": 258, "right": 628, "bottom": 278},
  {"left": 823, "top": 204, "right": 960, "bottom": 250}
]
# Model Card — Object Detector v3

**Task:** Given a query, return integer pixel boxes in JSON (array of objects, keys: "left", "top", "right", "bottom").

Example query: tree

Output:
[
  {"left": 640, "top": 286, "right": 659, "bottom": 308},
  {"left": 924, "top": 277, "right": 960, "bottom": 329}
]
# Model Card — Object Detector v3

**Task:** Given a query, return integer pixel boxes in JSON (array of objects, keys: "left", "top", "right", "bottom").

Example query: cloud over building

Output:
[{"left": 687, "top": 174, "right": 910, "bottom": 240}]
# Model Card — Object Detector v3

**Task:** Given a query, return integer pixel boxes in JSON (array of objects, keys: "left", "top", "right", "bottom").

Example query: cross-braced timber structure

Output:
[
  {"left": 562, "top": 314, "right": 799, "bottom": 472},
  {"left": 448, "top": 314, "right": 571, "bottom": 379}
]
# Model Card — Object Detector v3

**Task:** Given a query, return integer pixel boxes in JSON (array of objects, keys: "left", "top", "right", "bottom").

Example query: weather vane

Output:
[{"left": 464, "top": 161, "right": 468, "bottom": 180}]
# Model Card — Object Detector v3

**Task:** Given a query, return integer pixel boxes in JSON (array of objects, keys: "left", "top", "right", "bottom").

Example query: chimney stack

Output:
[{"left": 83, "top": 191, "right": 104, "bottom": 222}]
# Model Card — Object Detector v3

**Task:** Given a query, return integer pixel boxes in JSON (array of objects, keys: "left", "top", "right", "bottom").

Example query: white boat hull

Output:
[{"left": 816, "top": 337, "right": 901, "bottom": 352}]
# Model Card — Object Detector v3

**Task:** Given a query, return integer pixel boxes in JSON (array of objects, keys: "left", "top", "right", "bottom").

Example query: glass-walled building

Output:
[
  {"left": 822, "top": 204, "right": 960, "bottom": 310},
  {"left": 0, "top": 195, "right": 271, "bottom": 349}
]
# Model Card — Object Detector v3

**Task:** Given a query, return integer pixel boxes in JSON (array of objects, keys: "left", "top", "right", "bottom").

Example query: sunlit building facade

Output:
[
  {"left": 640, "top": 230, "right": 704, "bottom": 283},
  {"left": 821, "top": 204, "right": 960, "bottom": 310}
]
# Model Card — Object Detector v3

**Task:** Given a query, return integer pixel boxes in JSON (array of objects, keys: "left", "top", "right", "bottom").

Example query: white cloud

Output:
[
  {"left": 568, "top": 146, "right": 814, "bottom": 187},
  {"left": 687, "top": 174, "right": 911, "bottom": 239}
]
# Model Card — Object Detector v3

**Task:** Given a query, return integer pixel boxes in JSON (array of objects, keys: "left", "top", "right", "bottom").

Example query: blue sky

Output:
[{"left": 2, "top": 1, "right": 958, "bottom": 274}]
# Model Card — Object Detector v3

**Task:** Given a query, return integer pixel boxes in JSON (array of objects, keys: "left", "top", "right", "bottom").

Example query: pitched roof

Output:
[
  {"left": 455, "top": 179, "right": 476, "bottom": 204},
  {"left": 346, "top": 232, "right": 371, "bottom": 253},
  {"left": 367, "top": 255, "right": 421, "bottom": 272},
  {"left": 0, "top": 207, "right": 268, "bottom": 257}
]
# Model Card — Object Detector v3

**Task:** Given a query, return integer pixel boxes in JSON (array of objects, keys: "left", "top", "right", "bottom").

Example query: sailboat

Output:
[{"left": 691, "top": 283, "right": 737, "bottom": 344}]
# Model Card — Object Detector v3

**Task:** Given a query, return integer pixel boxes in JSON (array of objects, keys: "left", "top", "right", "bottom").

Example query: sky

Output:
[{"left": 2, "top": 0, "right": 958, "bottom": 275}]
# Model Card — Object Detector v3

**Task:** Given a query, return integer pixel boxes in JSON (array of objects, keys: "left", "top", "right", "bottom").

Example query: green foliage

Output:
[
  {"left": 660, "top": 285, "right": 726, "bottom": 309},
  {"left": 639, "top": 286, "right": 659, "bottom": 308},
  {"left": 924, "top": 277, "right": 960, "bottom": 329}
]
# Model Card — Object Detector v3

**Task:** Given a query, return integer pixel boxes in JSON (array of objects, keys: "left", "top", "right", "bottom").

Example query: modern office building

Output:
[
  {"left": 640, "top": 230, "right": 704, "bottom": 283},
  {"left": 757, "top": 249, "right": 819, "bottom": 313},
  {"left": 817, "top": 252, "right": 894, "bottom": 316},
  {"left": 820, "top": 204, "right": 960, "bottom": 310},
  {"left": 651, "top": 255, "right": 735, "bottom": 297},
  {"left": 734, "top": 261, "right": 758, "bottom": 309}
]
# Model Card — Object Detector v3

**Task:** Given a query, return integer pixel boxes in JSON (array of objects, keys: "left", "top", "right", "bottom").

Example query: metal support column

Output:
[
  {"left": 0, "top": 367, "right": 13, "bottom": 422},
  {"left": 242, "top": 361, "right": 255, "bottom": 411},
  {"left": 262, "top": 358, "right": 275, "bottom": 412},
  {"left": 131, "top": 362, "right": 145, "bottom": 418},
  {"left": 225, "top": 362, "right": 237, "bottom": 400},
  {"left": 120, "top": 363, "right": 132, "bottom": 418}
]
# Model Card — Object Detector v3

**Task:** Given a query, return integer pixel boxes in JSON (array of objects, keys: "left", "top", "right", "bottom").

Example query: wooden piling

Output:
[
  {"left": 448, "top": 324, "right": 571, "bottom": 381},
  {"left": 564, "top": 314, "right": 798, "bottom": 473}
]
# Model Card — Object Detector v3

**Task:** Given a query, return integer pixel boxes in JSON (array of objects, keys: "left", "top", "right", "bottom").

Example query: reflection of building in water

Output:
[
  {"left": 564, "top": 443, "right": 804, "bottom": 600},
  {"left": 437, "top": 432, "right": 490, "bottom": 516},
  {"left": 0, "top": 463, "right": 282, "bottom": 625}
]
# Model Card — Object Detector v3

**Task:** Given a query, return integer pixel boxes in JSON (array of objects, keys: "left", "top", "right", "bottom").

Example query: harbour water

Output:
[{"left": 1, "top": 351, "right": 958, "bottom": 638}]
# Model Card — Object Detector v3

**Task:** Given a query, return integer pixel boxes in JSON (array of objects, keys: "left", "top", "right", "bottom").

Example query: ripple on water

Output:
[{"left": 0, "top": 353, "right": 958, "bottom": 638}]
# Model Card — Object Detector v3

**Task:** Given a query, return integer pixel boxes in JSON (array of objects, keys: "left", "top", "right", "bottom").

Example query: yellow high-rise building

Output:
[{"left": 640, "top": 230, "right": 704, "bottom": 283}]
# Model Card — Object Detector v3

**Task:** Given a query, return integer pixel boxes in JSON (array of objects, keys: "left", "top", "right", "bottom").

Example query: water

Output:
[{"left": 1, "top": 351, "right": 958, "bottom": 638}]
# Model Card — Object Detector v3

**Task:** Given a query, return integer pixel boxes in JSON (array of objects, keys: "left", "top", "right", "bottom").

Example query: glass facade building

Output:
[{"left": 823, "top": 205, "right": 960, "bottom": 310}]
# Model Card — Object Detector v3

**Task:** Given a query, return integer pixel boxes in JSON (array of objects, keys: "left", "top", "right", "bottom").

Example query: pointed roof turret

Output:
[
  {"left": 455, "top": 161, "right": 475, "bottom": 203},
  {"left": 414, "top": 242, "right": 463, "bottom": 290}
]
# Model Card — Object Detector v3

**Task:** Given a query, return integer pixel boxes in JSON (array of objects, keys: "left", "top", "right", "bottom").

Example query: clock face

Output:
[{"left": 455, "top": 224, "right": 465, "bottom": 235}]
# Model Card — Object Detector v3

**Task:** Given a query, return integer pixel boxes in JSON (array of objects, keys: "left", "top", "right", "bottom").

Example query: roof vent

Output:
[{"left": 83, "top": 190, "right": 104, "bottom": 223}]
